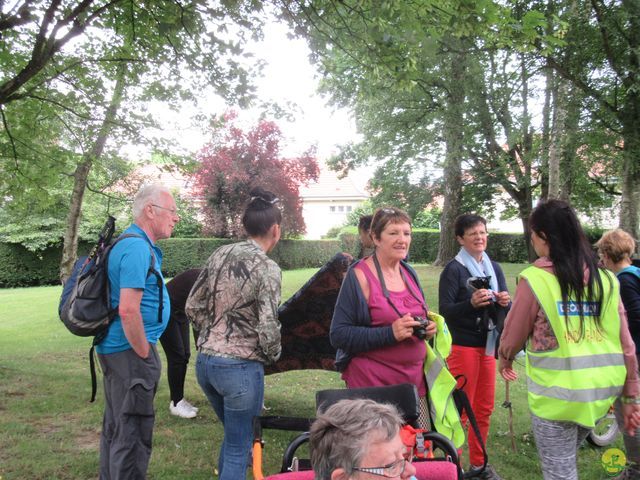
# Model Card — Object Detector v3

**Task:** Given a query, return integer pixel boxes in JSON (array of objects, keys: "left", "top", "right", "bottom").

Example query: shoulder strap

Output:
[
  {"left": 619, "top": 266, "right": 640, "bottom": 281},
  {"left": 372, "top": 253, "right": 427, "bottom": 318},
  {"left": 111, "top": 233, "right": 163, "bottom": 324}
]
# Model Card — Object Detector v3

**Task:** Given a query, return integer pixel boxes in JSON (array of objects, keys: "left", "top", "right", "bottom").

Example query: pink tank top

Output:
[{"left": 342, "top": 261, "right": 428, "bottom": 396}]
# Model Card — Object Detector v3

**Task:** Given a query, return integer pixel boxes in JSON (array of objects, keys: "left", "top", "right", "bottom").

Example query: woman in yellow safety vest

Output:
[{"left": 498, "top": 199, "right": 640, "bottom": 480}]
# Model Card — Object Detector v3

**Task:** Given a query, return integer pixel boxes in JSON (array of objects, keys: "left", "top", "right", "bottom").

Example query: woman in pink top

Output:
[{"left": 330, "top": 207, "right": 437, "bottom": 426}]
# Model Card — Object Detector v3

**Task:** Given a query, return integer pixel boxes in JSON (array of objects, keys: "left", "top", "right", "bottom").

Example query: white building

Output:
[{"left": 300, "top": 166, "right": 370, "bottom": 239}]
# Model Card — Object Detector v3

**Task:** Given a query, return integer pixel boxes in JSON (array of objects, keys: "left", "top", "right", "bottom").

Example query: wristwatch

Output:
[{"left": 621, "top": 396, "right": 640, "bottom": 405}]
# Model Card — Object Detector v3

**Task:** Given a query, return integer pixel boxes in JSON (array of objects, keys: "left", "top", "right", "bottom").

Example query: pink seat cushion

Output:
[{"left": 265, "top": 460, "right": 458, "bottom": 480}]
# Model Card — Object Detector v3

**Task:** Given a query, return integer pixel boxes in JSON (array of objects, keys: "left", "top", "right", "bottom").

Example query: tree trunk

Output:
[
  {"left": 548, "top": 76, "right": 567, "bottom": 199},
  {"left": 619, "top": 121, "right": 640, "bottom": 246},
  {"left": 434, "top": 48, "right": 465, "bottom": 266},
  {"left": 519, "top": 211, "right": 533, "bottom": 261},
  {"left": 59, "top": 63, "right": 127, "bottom": 283},
  {"left": 559, "top": 84, "right": 580, "bottom": 201},
  {"left": 617, "top": 3, "right": 640, "bottom": 250},
  {"left": 540, "top": 65, "right": 554, "bottom": 201}
]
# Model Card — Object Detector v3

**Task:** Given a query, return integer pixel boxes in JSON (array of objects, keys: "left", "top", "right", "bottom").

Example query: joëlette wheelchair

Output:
[{"left": 252, "top": 383, "right": 462, "bottom": 479}]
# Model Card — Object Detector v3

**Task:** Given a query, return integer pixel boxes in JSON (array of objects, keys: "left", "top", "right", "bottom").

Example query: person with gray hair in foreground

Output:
[{"left": 310, "top": 398, "right": 417, "bottom": 480}]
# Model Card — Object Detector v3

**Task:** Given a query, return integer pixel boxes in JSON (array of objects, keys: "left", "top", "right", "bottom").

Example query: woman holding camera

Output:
[
  {"left": 438, "top": 214, "right": 511, "bottom": 480},
  {"left": 330, "top": 207, "right": 437, "bottom": 426}
]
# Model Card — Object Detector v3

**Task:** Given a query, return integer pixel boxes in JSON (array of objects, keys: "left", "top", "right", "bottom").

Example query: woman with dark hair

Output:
[
  {"left": 185, "top": 187, "right": 282, "bottom": 480},
  {"left": 331, "top": 207, "right": 438, "bottom": 427},
  {"left": 438, "top": 214, "right": 511, "bottom": 480},
  {"left": 499, "top": 200, "right": 640, "bottom": 480}
]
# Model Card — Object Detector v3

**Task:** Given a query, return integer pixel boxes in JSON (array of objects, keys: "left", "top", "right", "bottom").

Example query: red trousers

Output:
[{"left": 446, "top": 345, "right": 496, "bottom": 467}]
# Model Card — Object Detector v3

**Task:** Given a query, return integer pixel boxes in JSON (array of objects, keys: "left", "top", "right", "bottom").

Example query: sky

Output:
[{"left": 154, "top": 20, "right": 363, "bottom": 170}]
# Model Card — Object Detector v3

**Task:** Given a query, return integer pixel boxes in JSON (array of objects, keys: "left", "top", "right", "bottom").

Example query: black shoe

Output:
[{"left": 464, "top": 464, "right": 503, "bottom": 480}]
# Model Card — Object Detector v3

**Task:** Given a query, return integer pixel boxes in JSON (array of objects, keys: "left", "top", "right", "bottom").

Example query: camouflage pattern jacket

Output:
[{"left": 185, "top": 239, "right": 282, "bottom": 364}]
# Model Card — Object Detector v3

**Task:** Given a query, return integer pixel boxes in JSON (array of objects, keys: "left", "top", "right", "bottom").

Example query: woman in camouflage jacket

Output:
[{"left": 186, "top": 188, "right": 282, "bottom": 480}]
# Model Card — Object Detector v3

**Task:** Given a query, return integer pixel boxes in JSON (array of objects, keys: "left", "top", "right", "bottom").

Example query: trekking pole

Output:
[{"left": 502, "top": 380, "right": 517, "bottom": 452}]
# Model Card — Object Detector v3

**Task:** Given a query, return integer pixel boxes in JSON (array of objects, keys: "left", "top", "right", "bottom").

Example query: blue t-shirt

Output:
[{"left": 96, "top": 224, "right": 170, "bottom": 354}]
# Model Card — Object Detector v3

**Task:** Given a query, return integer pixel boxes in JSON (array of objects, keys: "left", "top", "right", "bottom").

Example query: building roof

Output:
[{"left": 300, "top": 165, "right": 369, "bottom": 201}]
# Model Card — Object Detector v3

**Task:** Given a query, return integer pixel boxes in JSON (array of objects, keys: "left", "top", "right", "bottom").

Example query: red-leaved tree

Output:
[{"left": 193, "top": 113, "right": 319, "bottom": 238}]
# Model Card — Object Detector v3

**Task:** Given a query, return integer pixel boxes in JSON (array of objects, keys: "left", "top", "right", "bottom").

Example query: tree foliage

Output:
[
  {"left": 282, "top": 0, "right": 637, "bottom": 260},
  {"left": 193, "top": 113, "right": 319, "bottom": 238},
  {"left": 0, "top": 0, "right": 265, "bottom": 278},
  {"left": 1, "top": 0, "right": 263, "bottom": 197},
  {"left": 537, "top": 0, "right": 640, "bottom": 240},
  {"left": 280, "top": 0, "right": 560, "bottom": 261}
]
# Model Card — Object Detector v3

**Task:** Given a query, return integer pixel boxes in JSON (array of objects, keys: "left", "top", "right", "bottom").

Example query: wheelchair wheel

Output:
[{"left": 587, "top": 411, "right": 620, "bottom": 447}]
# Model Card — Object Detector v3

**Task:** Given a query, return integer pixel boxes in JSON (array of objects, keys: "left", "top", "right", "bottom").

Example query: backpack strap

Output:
[
  {"left": 89, "top": 234, "right": 164, "bottom": 403},
  {"left": 90, "top": 329, "right": 109, "bottom": 402},
  {"left": 112, "top": 233, "right": 164, "bottom": 323}
]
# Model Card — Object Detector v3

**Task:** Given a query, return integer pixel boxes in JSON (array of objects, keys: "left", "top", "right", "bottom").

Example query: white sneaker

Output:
[
  {"left": 181, "top": 398, "right": 199, "bottom": 413},
  {"left": 170, "top": 399, "right": 197, "bottom": 419}
]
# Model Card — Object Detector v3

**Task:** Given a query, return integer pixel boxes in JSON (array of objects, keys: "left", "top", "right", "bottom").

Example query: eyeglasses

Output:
[
  {"left": 151, "top": 204, "right": 178, "bottom": 215},
  {"left": 352, "top": 457, "right": 408, "bottom": 478},
  {"left": 464, "top": 231, "right": 488, "bottom": 238}
]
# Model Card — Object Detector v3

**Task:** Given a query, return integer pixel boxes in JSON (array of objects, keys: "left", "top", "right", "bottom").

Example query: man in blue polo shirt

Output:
[{"left": 97, "top": 183, "right": 178, "bottom": 479}]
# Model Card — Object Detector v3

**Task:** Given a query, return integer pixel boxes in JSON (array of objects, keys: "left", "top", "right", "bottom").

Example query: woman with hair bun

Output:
[
  {"left": 186, "top": 187, "right": 282, "bottom": 480},
  {"left": 499, "top": 200, "right": 640, "bottom": 480}
]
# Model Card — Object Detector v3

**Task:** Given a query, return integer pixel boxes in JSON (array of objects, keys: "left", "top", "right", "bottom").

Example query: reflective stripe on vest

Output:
[
  {"left": 528, "top": 353, "right": 624, "bottom": 370},
  {"left": 423, "top": 312, "right": 465, "bottom": 448},
  {"left": 521, "top": 266, "right": 625, "bottom": 428},
  {"left": 527, "top": 377, "right": 624, "bottom": 403}
]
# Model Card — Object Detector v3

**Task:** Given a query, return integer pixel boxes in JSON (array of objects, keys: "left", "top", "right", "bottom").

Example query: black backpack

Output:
[{"left": 59, "top": 216, "right": 164, "bottom": 401}]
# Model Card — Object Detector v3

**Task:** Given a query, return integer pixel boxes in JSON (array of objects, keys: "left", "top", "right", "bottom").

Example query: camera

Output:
[
  {"left": 467, "top": 276, "right": 492, "bottom": 291},
  {"left": 412, "top": 316, "right": 430, "bottom": 340}
]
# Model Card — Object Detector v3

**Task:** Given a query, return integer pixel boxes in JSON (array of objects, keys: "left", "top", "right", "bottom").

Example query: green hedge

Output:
[
  {"left": 0, "top": 230, "right": 552, "bottom": 288},
  {"left": 268, "top": 239, "right": 342, "bottom": 270},
  {"left": 0, "top": 238, "right": 344, "bottom": 287},
  {"left": 485, "top": 233, "right": 530, "bottom": 263},
  {"left": 157, "top": 238, "right": 235, "bottom": 277},
  {"left": 0, "top": 241, "right": 93, "bottom": 287},
  {"left": 158, "top": 238, "right": 343, "bottom": 275},
  {"left": 0, "top": 243, "right": 61, "bottom": 287},
  {"left": 337, "top": 229, "right": 529, "bottom": 264},
  {"left": 407, "top": 229, "right": 440, "bottom": 263}
]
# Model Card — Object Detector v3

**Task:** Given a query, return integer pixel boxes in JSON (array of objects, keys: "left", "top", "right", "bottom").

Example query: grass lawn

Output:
[{"left": 0, "top": 263, "right": 622, "bottom": 479}]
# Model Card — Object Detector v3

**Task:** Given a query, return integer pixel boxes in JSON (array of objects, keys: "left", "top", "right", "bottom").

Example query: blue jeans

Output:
[{"left": 196, "top": 353, "right": 264, "bottom": 480}]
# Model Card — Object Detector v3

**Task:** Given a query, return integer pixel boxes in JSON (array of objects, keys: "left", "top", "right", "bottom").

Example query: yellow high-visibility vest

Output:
[
  {"left": 423, "top": 311, "right": 465, "bottom": 448},
  {"left": 521, "top": 266, "right": 626, "bottom": 428}
]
